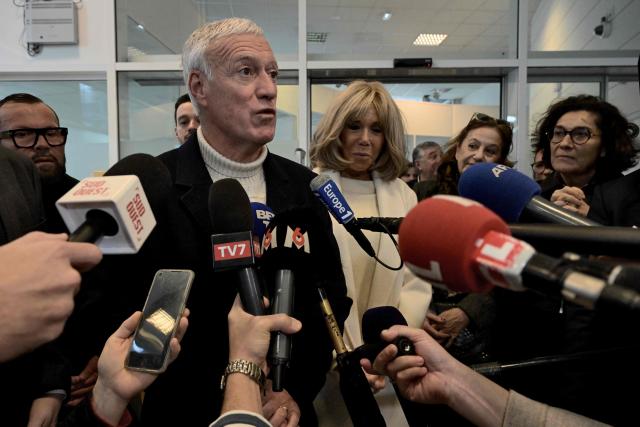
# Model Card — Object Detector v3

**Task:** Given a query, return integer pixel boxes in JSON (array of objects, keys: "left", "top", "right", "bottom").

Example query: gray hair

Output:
[
  {"left": 182, "top": 18, "right": 264, "bottom": 111},
  {"left": 412, "top": 141, "right": 441, "bottom": 164}
]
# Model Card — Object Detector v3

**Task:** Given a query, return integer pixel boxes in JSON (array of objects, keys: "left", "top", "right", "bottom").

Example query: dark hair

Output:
[
  {"left": 0, "top": 93, "right": 60, "bottom": 125},
  {"left": 412, "top": 141, "right": 442, "bottom": 164},
  {"left": 434, "top": 116, "right": 514, "bottom": 195},
  {"left": 441, "top": 117, "right": 514, "bottom": 167},
  {"left": 174, "top": 93, "right": 192, "bottom": 125},
  {"left": 532, "top": 94, "right": 638, "bottom": 177},
  {"left": 400, "top": 160, "right": 414, "bottom": 177}
]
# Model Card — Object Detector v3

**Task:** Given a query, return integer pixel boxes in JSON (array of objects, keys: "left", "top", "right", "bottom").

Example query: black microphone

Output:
[
  {"left": 561, "top": 254, "right": 640, "bottom": 293},
  {"left": 509, "top": 223, "right": 640, "bottom": 259},
  {"left": 354, "top": 217, "right": 404, "bottom": 234},
  {"left": 360, "top": 306, "right": 424, "bottom": 427},
  {"left": 260, "top": 208, "right": 316, "bottom": 391},
  {"left": 209, "top": 178, "right": 265, "bottom": 315},
  {"left": 399, "top": 195, "right": 640, "bottom": 313},
  {"left": 57, "top": 153, "right": 171, "bottom": 253},
  {"left": 458, "top": 162, "right": 600, "bottom": 226},
  {"left": 310, "top": 175, "right": 376, "bottom": 257},
  {"left": 316, "top": 288, "right": 385, "bottom": 427},
  {"left": 356, "top": 306, "right": 415, "bottom": 362}
]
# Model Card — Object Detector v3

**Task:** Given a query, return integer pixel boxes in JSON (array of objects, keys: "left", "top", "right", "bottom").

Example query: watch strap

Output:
[{"left": 220, "top": 359, "right": 266, "bottom": 391}]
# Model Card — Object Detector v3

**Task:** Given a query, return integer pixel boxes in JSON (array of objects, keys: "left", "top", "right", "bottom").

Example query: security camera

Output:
[{"left": 594, "top": 15, "right": 612, "bottom": 39}]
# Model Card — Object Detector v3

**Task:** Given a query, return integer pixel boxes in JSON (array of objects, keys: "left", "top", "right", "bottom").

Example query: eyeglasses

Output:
[
  {"left": 0, "top": 127, "right": 68, "bottom": 149},
  {"left": 470, "top": 112, "right": 513, "bottom": 128},
  {"left": 546, "top": 127, "right": 598, "bottom": 145},
  {"left": 531, "top": 161, "right": 546, "bottom": 172}
]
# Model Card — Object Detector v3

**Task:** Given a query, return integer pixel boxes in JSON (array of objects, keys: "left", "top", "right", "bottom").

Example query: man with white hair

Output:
[{"left": 106, "top": 18, "right": 349, "bottom": 426}]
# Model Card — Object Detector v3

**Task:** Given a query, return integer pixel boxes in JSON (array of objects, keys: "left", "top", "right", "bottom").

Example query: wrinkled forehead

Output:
[{"left": 207, "top": 33, "right": 276, "bottom": 67}]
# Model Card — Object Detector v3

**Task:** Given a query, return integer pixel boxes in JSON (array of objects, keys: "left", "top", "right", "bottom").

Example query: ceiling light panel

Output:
[{"left": 413, "top": 33, "right": 448, "bottom": 46}]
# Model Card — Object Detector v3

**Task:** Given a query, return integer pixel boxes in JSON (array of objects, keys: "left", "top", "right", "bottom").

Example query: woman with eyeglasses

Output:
[
  {"left": 310, "top": 80, "right": 432, "bottom": 427},
  {"left": 532, "top": 94, "right": 638, "bottom": 217},
  {"left": 415, "top": 112, "right": 514, "bottom": 201}
]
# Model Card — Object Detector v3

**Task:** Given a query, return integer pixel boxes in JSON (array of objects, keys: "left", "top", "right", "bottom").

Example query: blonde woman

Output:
[{"left": 311, "top": 80, "right": 432, "bottom": 427}]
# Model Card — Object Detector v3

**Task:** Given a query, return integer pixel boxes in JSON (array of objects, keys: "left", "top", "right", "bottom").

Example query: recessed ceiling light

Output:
[
  {"left": 382, "top": 12, "right": 392, "bottom": 21},
  {"left": 413, "top": 33, "right": 447, "bottom": 46}
]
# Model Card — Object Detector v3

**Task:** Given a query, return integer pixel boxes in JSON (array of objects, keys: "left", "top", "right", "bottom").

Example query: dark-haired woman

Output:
[{"left": 533, "top": 94, "right": 638, "bottom": 217}]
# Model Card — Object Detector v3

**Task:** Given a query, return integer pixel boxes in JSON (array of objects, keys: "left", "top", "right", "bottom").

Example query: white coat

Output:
[{"left": 313, "top": 169, "right": 432, "bottom": 427}]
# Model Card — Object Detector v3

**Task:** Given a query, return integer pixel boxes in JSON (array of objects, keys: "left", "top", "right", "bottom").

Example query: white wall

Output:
[{"left": 0, "top": 1, "right": 114, "bottom": 70}]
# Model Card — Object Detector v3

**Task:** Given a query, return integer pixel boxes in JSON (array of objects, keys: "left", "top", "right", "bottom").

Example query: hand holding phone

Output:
[{"left": 125, "top": 269, "right": 194, "bottom": 373}]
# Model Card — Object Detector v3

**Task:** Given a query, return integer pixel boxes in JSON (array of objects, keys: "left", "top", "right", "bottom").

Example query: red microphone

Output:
[
  {"left": 398, "top": 195, "right": 640, "bottom": 312},
  {"left": 399, "top": 195, "right": 509, "bottom": 293}
]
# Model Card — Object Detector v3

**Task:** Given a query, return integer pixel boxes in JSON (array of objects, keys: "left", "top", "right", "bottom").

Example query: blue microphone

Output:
[
  {"left": 310, "top": 175, "right": 375, "bottom": 257},
  {"left": 458, "top": 163, "right": 599, "bottom": 226}
]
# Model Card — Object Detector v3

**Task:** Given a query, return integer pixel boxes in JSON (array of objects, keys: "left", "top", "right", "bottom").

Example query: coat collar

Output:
[
  {"left": 172, "top": 134, "right": 292, "bottom": 229},
  {"left": 173, "top": 134, "right": 214, "bottom": 232}
]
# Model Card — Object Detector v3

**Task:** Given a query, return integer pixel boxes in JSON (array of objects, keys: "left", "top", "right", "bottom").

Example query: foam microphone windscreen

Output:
[
  {"left": 399, "top": 195, "right": 510, "bottom": 293},
  {"left": 458, "top": 163, "right": 541, "bottom": 223},
  {"left": 209, "top": 179, "right": 252, "bottom": 233},
  {"left": 362, "top": 306, "right": 408, "bottom": 344},
  {"left": 251, "top": 202, "right": 274, "bottom": 241},
  {"left": 103, "top": 153, "right": 173, "bottom": 214}
]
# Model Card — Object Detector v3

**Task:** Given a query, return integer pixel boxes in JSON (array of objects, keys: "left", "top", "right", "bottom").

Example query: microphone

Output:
[
  {"left": 251, "top": 202, "right": 275, "bottom": 240},
  {"left": 509, "top": 223, "right": 640, "bottom": 259},
  {"left": 316, "top": 288, "right": 385, "bottom": 427},
  {"left": 561, "top": 254, "right": 640, "bottom": 293},
  {"left": 260, "top": 208, "right": 315, "bottom": 391},
  {"left": 209, "top": 178, "right": 265, "bottom": 315},
  {"left": 458, "top": 163, "right": 600, "bottom": 226},
  {"left": 359, "top": 306, "right": 426, "bottom": 427},
  {"left": 310, "top": 174, "right": 375, "bottom": 257},
  {"left": 399, "top": 195, "right": 640, "bottom": 312},
  {"left": 353, "top": 217, "right": 403, "bottom": 234},
  {"left": 355, "top": 306, "right": 415, "bottom": 362},
  {"left": 355, "top": 218, "right": 640, "bottom": 259},
  {"left": 250, "top": 202, "right": 274, "bottom": 257},
  {"left": 56, "top": 153, "right": 165, "bottom": 253}
]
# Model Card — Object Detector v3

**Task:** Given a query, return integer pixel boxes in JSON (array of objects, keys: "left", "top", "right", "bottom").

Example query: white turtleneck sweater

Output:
[{"left": 197, "top": 127, "right": 268, "bottom": 204}]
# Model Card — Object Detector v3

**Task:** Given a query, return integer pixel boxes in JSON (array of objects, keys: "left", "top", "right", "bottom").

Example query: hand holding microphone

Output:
[
  {"left": 56, "top": 153, "right": 171, "bottom": 252},
  {"left": 260, "top": 208, "right": 316, "bottom": 391},
  {"left": 0, "top": 231, "right": 102, "bottom": 362}
]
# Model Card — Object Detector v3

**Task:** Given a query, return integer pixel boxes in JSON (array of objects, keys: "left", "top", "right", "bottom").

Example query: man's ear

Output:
[{"left": 188, "top": 71, "right": 208, "bottom": 110}]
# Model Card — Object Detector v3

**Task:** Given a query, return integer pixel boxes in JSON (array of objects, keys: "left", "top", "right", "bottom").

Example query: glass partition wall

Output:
[{"left": 1, "top": 0, "right": 636, "bottom": 176}]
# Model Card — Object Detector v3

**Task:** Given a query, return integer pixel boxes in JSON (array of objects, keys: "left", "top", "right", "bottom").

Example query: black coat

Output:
[
  {"left": 105, "top": 135, "right": 350, "bottom": 426},
  {"left": 588, "top": 169, "right": 640, "bottom": 227}
]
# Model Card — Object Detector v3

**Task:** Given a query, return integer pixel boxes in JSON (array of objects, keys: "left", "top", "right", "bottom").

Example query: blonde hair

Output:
[
  {"left": 182, "top": 18, "right": 264, "bottom": 112},
  {"left": 310, "top": 80, "right": 406, "bottom": 181}
]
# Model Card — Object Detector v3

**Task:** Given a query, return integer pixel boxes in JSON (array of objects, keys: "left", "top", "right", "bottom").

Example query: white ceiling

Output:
[{"left": 127, "top": 0, "right": 541, "bottom": 60}]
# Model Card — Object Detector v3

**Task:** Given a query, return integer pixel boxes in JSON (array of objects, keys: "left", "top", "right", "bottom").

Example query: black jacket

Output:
[
  {"left": 105, "top": 135, "right": 349, "bottom": 426},
  {"left": 588, "top": 169, "right": 640, "bottom": 227}
]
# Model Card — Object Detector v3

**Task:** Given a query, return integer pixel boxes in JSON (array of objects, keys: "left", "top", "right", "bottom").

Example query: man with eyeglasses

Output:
[
  {"left": 0, "top": 93, "right": 77, "bottom": 233},
  {"left": 0, "top": 93, "right": 109, "bottom": 426}
]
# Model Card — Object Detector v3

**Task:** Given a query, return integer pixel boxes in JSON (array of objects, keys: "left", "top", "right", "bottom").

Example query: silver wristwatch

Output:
[{"left": 220, "top": 359, "right": 266, "bottom": 391}]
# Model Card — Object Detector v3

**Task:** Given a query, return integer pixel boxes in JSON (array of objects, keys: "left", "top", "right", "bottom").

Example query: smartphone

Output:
[{"left": 125, "top": 269, "right": 194, "bottom": 373}]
